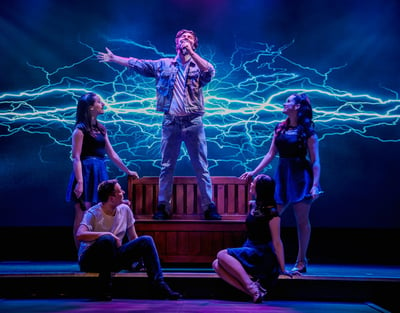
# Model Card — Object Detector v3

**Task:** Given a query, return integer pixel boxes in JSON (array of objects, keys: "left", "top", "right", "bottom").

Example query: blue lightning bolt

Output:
[{"left": 1, "top": 40, "right": 399, "bottom": 174}]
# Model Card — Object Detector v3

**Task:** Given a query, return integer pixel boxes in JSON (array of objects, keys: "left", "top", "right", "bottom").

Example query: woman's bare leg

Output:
[
  {"left": 73, "top": 202, "right": 91, "bottom": 249},
  {"left": 214, "top": 250, "right": 255, "bottom": 293},
  {"left": 212, "top": 259, "right": 250, "bottom": 295},
  {"left": 292, "top": 201, "right": 311, "bottom": 263}
]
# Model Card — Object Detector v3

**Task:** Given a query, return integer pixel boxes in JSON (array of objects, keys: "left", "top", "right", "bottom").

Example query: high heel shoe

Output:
[
  {"left": 247, "top": 281, "right": 267, "bottom": 303},
  {"left": 291, "top": 259, "right": 308, "bottom": 273},
  {"left": 255, "top": 281, "right": 267, "bottom": 298}
]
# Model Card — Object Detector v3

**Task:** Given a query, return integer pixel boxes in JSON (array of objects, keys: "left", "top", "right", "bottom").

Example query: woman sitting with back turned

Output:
[{"left": 212, "top": 174, "right": 299, "bottom": 303}]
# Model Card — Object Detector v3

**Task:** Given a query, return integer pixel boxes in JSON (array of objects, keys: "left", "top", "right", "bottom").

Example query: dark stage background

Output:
[{"left": 1, "top": 0, "right": 399, "bottom": 232}]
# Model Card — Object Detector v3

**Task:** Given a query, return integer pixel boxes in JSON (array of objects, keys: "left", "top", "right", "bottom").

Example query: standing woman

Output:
[
  {"left": 66, "top": 92, "right": 139, "bottom": 248},
  {"left": 240, "top": 93, "right": 321, "bottom": 273}
]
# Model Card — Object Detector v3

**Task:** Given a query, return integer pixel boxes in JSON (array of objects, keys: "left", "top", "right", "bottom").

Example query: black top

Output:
[
  {"left": 275, "top": 126, "right": 314, "bottom": 158},
  {"left": 77, "top": 123, "right": 106, "bottom": 159},
  {"left": 245, "top": 201, "right": 279, "bottom": 245}
]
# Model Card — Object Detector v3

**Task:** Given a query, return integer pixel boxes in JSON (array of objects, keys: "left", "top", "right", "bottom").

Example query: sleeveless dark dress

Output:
[
  {"left": 65, "top": 123, "right": 108, "bottom": 204},
  {"left": 274, "top": 125, "right": 315, "bottom": 205},
  {"left": 227, "top": 202, "right": 280, "bottom": 289}
]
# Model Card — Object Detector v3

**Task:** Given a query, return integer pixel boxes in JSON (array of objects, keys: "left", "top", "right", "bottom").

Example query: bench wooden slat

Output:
[{"left": 186, "top": 184, "right": 196, "bottom": 215}]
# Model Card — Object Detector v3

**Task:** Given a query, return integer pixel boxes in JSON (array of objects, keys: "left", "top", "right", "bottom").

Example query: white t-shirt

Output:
[
  {"left": 169, "top": 61, "right": 189, "bottom": 116},
  {"left": 78, "top": 203, "right": 135, "bottom": 260}
]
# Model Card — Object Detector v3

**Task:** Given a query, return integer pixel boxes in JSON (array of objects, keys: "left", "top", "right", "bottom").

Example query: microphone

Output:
[
  {"left": 180, "top": 40, "right": 189, "bottom": 55},
  {"left": 304, "top": 190, "right": 325, "bottom": 200}
]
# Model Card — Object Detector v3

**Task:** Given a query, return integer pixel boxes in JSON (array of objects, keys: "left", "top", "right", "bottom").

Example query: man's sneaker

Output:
[
  {"left": 152, "top": 281, "right": 182, "bottom": 300},
  {"left": 153, "top": 204, "right": 172, "bottom": 220},
  {"left": 204, "top": 203, "right": 221, "bottom": 220},
  {"left": 130, "top": 258, "right": 146, "bottom": 272}
]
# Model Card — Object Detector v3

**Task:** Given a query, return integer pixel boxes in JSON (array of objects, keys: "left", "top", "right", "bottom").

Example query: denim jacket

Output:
[{"left": 128, "top": 56, "right": 215, "bottom": 114}]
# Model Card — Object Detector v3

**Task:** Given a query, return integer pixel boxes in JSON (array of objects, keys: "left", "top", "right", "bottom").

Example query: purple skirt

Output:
[
  {"left": 274, "top": 157, "right": 313, "bottom": 205},
  {"left": 227, "top": 239, "right": 279, "bottom": 289},
  {"left": 65, "top": 157, "right": 109, "bottom": 205}
]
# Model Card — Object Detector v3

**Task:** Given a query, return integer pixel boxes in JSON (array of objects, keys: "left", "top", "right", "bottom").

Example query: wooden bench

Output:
[{"left": 127, "top": 176, "right": 251, "bottom": 264}]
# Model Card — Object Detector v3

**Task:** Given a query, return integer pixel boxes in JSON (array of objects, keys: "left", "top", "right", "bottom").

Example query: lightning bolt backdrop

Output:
[{"left": 1, "top": 0, "right": 399, "bottom": 228}]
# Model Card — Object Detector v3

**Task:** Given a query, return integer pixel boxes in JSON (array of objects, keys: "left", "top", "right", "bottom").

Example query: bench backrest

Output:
[{"left": 128, "top": 176, "right": 251, "bottom": 220}]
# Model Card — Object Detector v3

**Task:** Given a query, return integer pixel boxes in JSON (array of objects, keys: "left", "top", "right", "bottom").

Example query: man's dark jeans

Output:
[{"left": 79, "top": 234, "right": 164, "bottom": 285}]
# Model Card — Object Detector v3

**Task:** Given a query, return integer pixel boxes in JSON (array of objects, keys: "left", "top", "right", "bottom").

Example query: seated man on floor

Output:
[{"left": 76, "top": 179, "right": 182, "bottom": 301}]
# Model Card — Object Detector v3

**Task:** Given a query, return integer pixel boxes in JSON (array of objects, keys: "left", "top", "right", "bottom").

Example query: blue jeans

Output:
[
  {"left": 159, "top": 114, "right": 213, "bottom": 211},
  {"left": 79, "top": 235, "right": 164, "bottom": 283}
]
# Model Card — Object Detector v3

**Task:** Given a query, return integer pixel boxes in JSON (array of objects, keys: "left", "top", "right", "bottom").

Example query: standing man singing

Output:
[{"left": 97, "top": 29, "right": 221, "bottom": 220}]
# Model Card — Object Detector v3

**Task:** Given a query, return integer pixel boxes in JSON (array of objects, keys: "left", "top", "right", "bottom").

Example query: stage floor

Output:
[
  {"left": 0, "top": 298, "right": 390, "bottom": 313},
  {"left": 0, "top": 261, "right": 399, "bottom": 312}
]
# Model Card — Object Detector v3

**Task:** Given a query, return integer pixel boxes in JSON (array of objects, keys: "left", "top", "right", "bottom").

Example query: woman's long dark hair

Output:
[
  {"left": 275, "top": 93, "right": 315, "bottom": 148},
  {"left": 255, "top": 174, "right": 276, "bottom": 210},
  {"left": 75, "top": 92, "right": 106, "bottom": 137}
]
